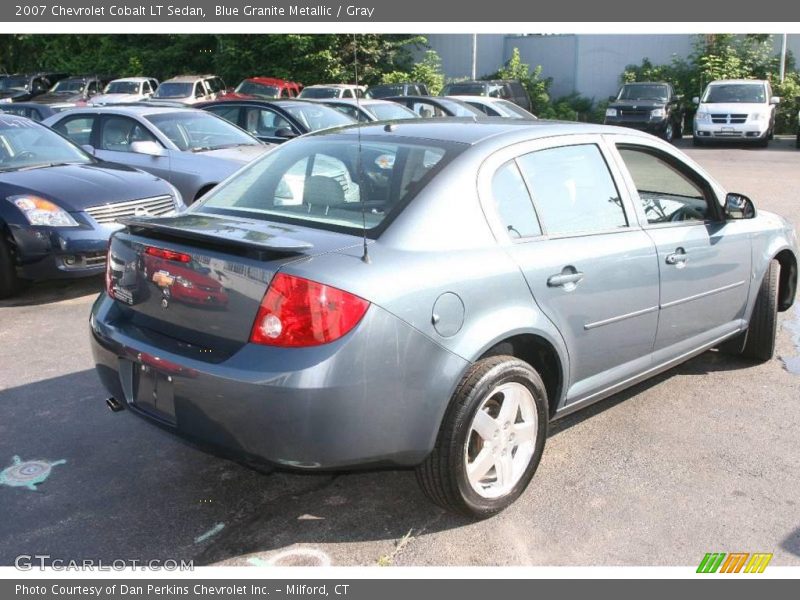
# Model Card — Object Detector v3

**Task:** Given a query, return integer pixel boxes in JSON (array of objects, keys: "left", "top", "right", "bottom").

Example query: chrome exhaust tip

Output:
[{"left": 106, "top": 397, "right": 125, "bottom": 412}]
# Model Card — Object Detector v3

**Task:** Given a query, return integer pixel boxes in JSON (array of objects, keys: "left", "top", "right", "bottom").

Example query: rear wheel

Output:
[
  {"left": 0, "top": 236, "right": 21, "bottom": 299},
  {"left": 663, "top": 122, "right": 674, "bottom": 143},
  {"left": 740, "top": 260, "right": 780, "bottom": 361},
  {"left": 416, "top": 355, "right": 548, "bottom": 518}
]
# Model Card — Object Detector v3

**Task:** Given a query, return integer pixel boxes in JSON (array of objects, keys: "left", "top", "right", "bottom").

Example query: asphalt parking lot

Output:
[{"left": 1, "top": 136, "right": 799, "bottom": 568}]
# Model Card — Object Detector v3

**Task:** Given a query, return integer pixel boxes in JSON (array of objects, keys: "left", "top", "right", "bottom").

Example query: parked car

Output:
[
  {"left": 0, "top": 114, "right": 183, "bottom": 298},
  {"left": 0, "top": 73, "right": 58, "bottom": 103},
  {"left": 452, "top": 95, "right": 537, "bottom": 119},
  {"left": 693, "top": 79, "right": 779, "bottom": 146},
  {"left": 386, "top": 95, "right": 484, "bottom": 118},
  {"left": 795, "top": 98, "right": 799, "bottom": 149},
  {"left": 91, "top": 119, "right": 798, "bottom": 516},
  {"left": 88, "top": 77, "right": 159, "bottom": 105},
  {"left": 603, "top": 82, "right": 683, "bottom": 142},
  {"left": 43, "top": 106, "right": 270, "bottom": 203},
  {"left": 365, "top": 82, "right": 430, "bottom": 98},
  {"left": 298, "top": 84, "right": 366, "bottom": 99},
  {"left": 198, "top": 99, "right": 356, "bottom": 144},
  {"left": 0, "top": 102, "right": 60, "bottom": 122},
  {"left": 441, "top": 80, "right": 532, "bottom": 111},
  {"left": 151, "top": 75, "right": 226, "bottom": 105},
  {"left": 220, "top": 77, "right": 303, "bottom": 100},
  {"left": 311, "top": 98, "right": 419, "bottom": 122},
  {"left": 32, "top": 75, "right": 114, "bottom": 109}
]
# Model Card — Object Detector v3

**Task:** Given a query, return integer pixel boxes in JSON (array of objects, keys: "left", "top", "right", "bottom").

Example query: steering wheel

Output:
[
  {"left": 16, "top": 151, "right": 37, "bottom": 161},
  {"left": 670, "top": 205, "right": 705, "bottom": 222}
]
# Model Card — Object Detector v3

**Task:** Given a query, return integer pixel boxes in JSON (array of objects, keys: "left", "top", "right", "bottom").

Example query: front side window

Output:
[
  {"left": 517, "top": 144, "right": 627, "bottom": 236},
  {"left": 243, "top": 107, "right": 298, "bottom": 137},
  {"left": 491, "top": 161, "right": 541, "bottom": 239},
  {"left": 99, "top": 116, "right": 158, "bottom": 152},
  {"left": 195, "top": 137, "right": 462, "bottom": 235},
  {"left": 617, "top": 146, "right": 712, "bottom": 224}
]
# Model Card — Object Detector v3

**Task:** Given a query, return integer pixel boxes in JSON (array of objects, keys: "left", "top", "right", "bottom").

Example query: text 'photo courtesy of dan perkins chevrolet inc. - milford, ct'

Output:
[{"left": 43, "top": 4, "right": 376, "bottom": 18}]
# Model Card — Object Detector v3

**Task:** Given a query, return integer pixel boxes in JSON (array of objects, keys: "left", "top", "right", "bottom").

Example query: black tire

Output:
[
  {"left": 663, "top": 121, "right": 674, "bottom": 143},
  {"left": 756, "top": 134, "right": 769, "bottom": 148},
  {"left": 692, "top": 135, "right": 703, "bottom": 147},
  {"left": 0, "top": 235, "right": 20, "bottom": 299},
  {"left": 740, "top": 260, "right": 780, "bottom": 362},
  {"left": 795, "top": 132, "right": 799, "bottom": 149},
  {"left": 416, "top": 355, "right": 548, "bottom": 519}
]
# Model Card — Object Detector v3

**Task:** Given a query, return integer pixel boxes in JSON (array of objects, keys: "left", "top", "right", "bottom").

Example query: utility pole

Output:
[
  {"left": 471, "top": 33, "right": 477, "bottom": 80},
  {"left": 779, "top": 33, "right": 788, "bottom": 82}
]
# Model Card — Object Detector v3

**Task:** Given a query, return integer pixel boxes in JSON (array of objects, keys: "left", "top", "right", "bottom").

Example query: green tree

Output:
[{"left": 381, "top": 49, "right": 445, "bottom": 95}]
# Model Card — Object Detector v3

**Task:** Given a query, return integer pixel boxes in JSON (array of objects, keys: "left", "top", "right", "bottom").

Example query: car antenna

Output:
[{"left": 353, "top": 33, "right": 370, "bottom": 264}]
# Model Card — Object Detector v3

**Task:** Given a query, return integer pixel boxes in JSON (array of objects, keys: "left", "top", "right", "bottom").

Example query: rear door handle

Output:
[{"left": 547, "top": 270, "right": 585, "bottom": 288}]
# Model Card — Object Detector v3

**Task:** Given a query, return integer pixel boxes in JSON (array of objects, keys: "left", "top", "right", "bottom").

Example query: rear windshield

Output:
[
  {"left": 299, "top": 87, "right": 340, "bottom": 98},
  {"left": 153, "top": 82, "right": 193, "bottom": 99},
  {"left": 235, "top": 81, "right": 280, "bottom": 98},
  {"left": 194, "top": 136, "right": 464, "bottom": 235},
  {"left": 369, "top": 103, "right": 418, "bottom": 121},
  {"left": 366, "top": 84, "right": 404, "bottom": 98},
  {"left": 443, "top": 83, "right": 487, "bottom": 96},
  {"left": 105, "top": 81, "right": 141, "bottom": 94}
]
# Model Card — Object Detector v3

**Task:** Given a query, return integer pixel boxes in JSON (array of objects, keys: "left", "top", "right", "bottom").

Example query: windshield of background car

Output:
[
  {"left": 492, "top": 100, "right": 536, "bottom": 119},
  {"left": 1, "top": 76, "right": 30, "bottom": 90},
  {"left": 153, "top": 82, "right": 193, "bottom": 99},
  {"left": 299, "top": 87, "right": 340, "bottom": 98},
  {"left": 369, "top": 103, "right": 418, "bottom": 120},
  {"left": 280, "top": 103, "right": 355, "bottom": 131},
  {"left": 439, "top": 99, "right": 482, "bottom": 117},
  {"left": 0, "top": 116, "right": 92, "bottom": 171},
  {"left": 365, "top": 84, "right": 403, "bottom": 98},
  {"left": 443, "top": 83, "right": 486, "bottom": 96},
  {"left": 51, "top": 80, "right": 85, "bottom": 93},
  {"left": 703, "top": 84, "right": 766, "bottom": 103},
  {"left": 235, "top": 81, "right": 280, "bottom": 97},
  {"left": 105, "top": 81, "right": 140, "bottom": 94},
  {"left": 194, "top": 136, "right": 465, "bottom": 235},
  {"left": 618, "top": 84, "right": 669, "bottom": 101},
  {"left": 146, "top": 111, "right": 261, "bottom": 151}
]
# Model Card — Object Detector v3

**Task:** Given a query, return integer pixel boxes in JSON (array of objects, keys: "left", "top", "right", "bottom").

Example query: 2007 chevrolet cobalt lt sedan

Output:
[{"left": 91, "top": 119, "right": 798, "bottom": 517}]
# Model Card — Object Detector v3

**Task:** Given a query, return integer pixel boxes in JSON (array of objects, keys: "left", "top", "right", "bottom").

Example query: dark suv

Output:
[
  {"left": 33, "top": 75, "right": 114, "bottom": 107},
  {"left": 0, "top": 73, "right": 66, "bottom": 103},
  {"left": 441, "top": 79, "right": 531, "bottom": 111},
  {"left": 604, "top": 82, "right": 684, "bottom": 142}
]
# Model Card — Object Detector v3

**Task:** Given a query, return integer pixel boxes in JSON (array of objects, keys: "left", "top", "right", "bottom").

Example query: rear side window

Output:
[
  {"left": 517, "top": 144, "right": 627, "bottom": 236},
  {"left": 195, "top": 137, "right": 464, "bottom": 235},
  {"left": 491, "top": 161, "right": 541, "bottom": 238}
]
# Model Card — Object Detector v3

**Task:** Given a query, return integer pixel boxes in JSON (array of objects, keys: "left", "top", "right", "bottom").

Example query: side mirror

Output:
[
  {"left": 608, "top": 95, "right": 617, "bottom": 102},
  {"left": 274, "top": 127, "right": 297, "bottom": 139},
  {"left": 724, "top": 192, "right": 756, "bottom": 220},
  {"left": 130, "top": 140, "right": 166, "bottom": 157},
  {"left": 770, "top": 96, "right": 780, "bottom": 105},
  {"left": 692, "top": 96, "right": 700, "bottom": 105},
  {"left": 81, "top": 144, "right": 95, "bottom": 155}
]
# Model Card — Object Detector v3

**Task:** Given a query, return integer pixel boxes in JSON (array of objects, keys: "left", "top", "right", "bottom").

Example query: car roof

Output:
[
  {"left": 708, "top": 79, "right": 768, "bottom": 85},
  {"left": 199, "top": 99, "right": 320, "bottom": 109},
  {"left": 245, "top": 77, "right": 300, "bottom": 86},
  {"left": 318, "top": 98, "right": 391, "bottom": 106},
  {"left": 621, "top": 81, "right": 670, "bottom": 86},
  {"left": 308, "top": 118, "right": 653, "bottom": 146},
  {"left": 163, "top": 75, "right": 217, "bottom": 83},
  {"left": 447, "top": 95, "right": 509, "bottom": 103},
  {"left": 51, "top": 105, "right": 198, "bottom": 117},
  {"left": 304, "top": 84, "right": 362, "bottom": 89}
]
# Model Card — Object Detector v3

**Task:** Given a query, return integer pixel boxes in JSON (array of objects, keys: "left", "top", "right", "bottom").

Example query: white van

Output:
[{"left": 693, "top": 79, "right": 779, "bottom": 146}]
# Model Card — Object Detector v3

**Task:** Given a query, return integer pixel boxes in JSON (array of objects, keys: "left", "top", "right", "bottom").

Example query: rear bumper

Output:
[{"left": 90, "top": 294, "right": 469, "bottom": 470}]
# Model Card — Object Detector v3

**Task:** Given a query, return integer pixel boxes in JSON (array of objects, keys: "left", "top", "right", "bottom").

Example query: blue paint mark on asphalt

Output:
[
  {"left": 0, "top": 455, "right": 66, "bottom": 491},
  {"left": 194, "top": 522, "right": 225, "bottom": 544}
]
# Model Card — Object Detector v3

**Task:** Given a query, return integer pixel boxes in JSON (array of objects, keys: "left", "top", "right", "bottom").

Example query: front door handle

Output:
[
  {"left": 547, "top": 269, "right": 585, "bottom": 289},
  {"left": 665, "top": 247, "right": 688, "bottom": 266}
]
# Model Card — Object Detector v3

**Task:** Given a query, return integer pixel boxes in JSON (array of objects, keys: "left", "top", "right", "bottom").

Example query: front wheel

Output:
[
  {"left": 416, "top": 355, "right": 548, "bottom": 518},
  {"left": 663, "top": 122, "right": 674, "bottom": 143},
  {"left": 740, "top": 260, "right": 780, "bottom": 361},
  {"left": 0, "top": 236, "right": 20, "bottom": 299}
]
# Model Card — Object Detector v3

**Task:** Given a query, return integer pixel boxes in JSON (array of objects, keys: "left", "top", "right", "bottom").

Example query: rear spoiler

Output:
[{"left": 119, "top": 215, "right": 314, "bottom": 253}]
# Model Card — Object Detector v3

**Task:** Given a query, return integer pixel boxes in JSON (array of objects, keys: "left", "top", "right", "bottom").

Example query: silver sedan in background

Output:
[{"left": 44, "top": 106, "right": 271, "bottom": 203}]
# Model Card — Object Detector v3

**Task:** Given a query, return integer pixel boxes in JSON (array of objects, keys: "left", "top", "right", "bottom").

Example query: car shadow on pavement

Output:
[
  {"left": 0, "top": 349, "right": 766, "bottom": 568},
  {"left": 781, "top": 525, "right": 800, "bottom": 558},
  {"left": 0, "top": 276, "right": 103, "bottom": 308},
  {"left": 0, "top": 368, "right": 469, "bottom": 568},
  {"left": 676, "top": 137, "right": 799, "bottom": 153}
]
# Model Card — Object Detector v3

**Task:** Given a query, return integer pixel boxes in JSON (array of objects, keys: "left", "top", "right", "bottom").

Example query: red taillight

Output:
[
  {"left": 145, "top": 246, "right": 192, "bottom": 263},
  {"left": 105, "top": 243, "right": 115, "bottom": 299},
  {"left": 250, "top": 273, "right": 370, "bottom": 347}
]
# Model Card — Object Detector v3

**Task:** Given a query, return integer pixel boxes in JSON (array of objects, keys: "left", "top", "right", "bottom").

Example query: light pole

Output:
[{"left": 471, "top": 33, "right": 477, "bottom": 80}]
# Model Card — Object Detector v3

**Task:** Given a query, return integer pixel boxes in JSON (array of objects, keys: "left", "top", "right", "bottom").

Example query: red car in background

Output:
[
  {"left": 219, "top": 77, "right": 303, "bottom": 100},
  {"left": 143, "top": 250, "right": 229, "bottom": 308}
]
